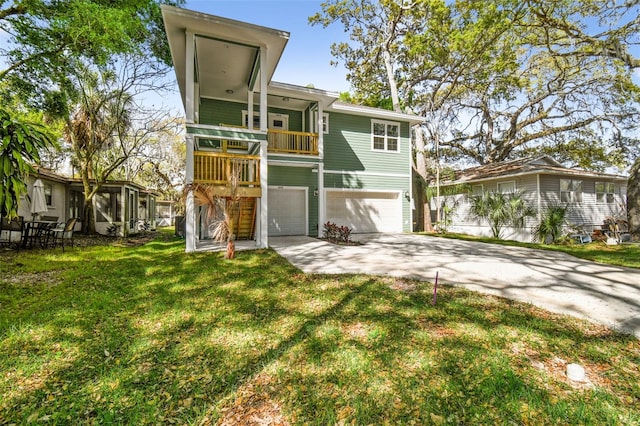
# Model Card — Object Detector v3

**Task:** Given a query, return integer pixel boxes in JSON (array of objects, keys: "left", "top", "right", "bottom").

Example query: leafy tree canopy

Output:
[
  {"left": 0, "top": 0, "right": 182, "bottom": 108},
  {"left": 312, "top": 0, "right": 640, "bottom": 170}
]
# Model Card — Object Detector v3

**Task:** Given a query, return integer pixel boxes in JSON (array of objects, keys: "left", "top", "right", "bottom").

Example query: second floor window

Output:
[
  {"left": 372, "top": 120, "right": 399, "bottom": 152},
  {"left": 560, "top": 179, "right": 582, "bottom": 203}
]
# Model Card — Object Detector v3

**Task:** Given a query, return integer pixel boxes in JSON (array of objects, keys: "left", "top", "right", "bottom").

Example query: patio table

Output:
[{"left": 22, "top": 220, "right": 59, "bottom": 249}]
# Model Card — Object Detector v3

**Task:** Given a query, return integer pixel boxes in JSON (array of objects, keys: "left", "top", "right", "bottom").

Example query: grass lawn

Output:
[
  {"left": 1, "top": 230, "right": 638, "bottom": 424},
  {"left": 420, "top": 232, "right": 640, "bottom": 269}
]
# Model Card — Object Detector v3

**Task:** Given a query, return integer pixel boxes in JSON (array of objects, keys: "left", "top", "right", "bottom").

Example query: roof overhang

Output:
[
  {"left": 329, "top": 101, "right": 423, "bottom": 125},
  {"left": 267, "top": 81, "right": 339, "bottom": 110},
  {"left": 443, "top": 168, "right": 628, "bottom": 186},
  {"left": 161, "top": 5, "right": 289, "bottom": 108}
]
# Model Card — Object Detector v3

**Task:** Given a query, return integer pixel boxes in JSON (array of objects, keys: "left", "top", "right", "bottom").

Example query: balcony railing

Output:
[
  {"left": 191, "top": 123, "right": 319, "bottom": 156},
  {"left": 268, "top": 129, "right": 319, "bottom": 155},
  {"left": 194, "top": 152, "right": 260, "bottom": 188}
]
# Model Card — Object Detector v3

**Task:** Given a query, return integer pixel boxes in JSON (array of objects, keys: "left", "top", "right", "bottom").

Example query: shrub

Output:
[
  {"left": 469, "top": 190, "right": 535, "bottom": 239},
  {"left": 323, "top": 221, "right": 353, "bottom": 244},
  {"left": 533, "top": 205, "right": 569, "bottom": 244}
]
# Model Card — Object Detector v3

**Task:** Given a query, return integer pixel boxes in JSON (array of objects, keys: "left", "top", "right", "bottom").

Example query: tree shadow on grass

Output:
[{"left": 1, "top": 238, "right": 638, "bottom": 424}]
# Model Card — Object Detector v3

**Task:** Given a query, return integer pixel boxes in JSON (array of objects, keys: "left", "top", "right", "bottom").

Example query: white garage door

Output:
[
  {"left": 326, "top": 190, "right": 401, "bottom": 233},
  {"left": 268, "top": 187, "right": 308, "bottom": 236}
]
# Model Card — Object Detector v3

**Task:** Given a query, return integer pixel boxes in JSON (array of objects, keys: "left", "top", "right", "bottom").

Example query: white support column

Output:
[
  {"left": 185, "top": 30, "right": 196, "bottom": 252},
  {"left": 248, "top": 90, "right": 254, "bottom": 129},
  {"left": 317, "top": 102, "right": 324, "bottom": 160},
  {"left": 258, "top": 45, "right": 269, "bottom": 248},
  {"left": 317, "top": 162, "right": 325, "bottom": 237},
  {"left": 316, "top": 102, "right": 325, "bottom": 237}
]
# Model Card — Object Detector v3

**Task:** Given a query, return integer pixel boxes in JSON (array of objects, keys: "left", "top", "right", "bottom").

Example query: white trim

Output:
[
  {"left": 241, "top": 110, "right": 289, "bottom": 130},
  {"left": 371, "top": 119, "right": 401, "bottom": 153},
  {"left": 325, "top": 188, "right": 404, "bottom": 194},
  {"left": 324, "top": 169, "right": 410, "bottom": 178},
  {"left": 269, "top": 159, "right": 321, "bottom": 167},
  {"left": 312, "top": 111, "right": 329, "bottom": 134},
  {"left": 536, "top": 174, "right": 541, "bottom": 221},
  {"left": 595, "top": 181, "right": 616, "bottom": 204},
  {"left": 259, "top": 44, "right": 269, "bottom": 248},
  {"left": 318, "top": 162, "right": 325, "bottom": 237},
  {"left": 446, "top": 169, "right": 627, "bottom": 186},
  {"left": 329, "top": 101, "right": 421, "bottom": 124},
  {"left": 267, "top": 185, "right": 309, "bottom": 236}
]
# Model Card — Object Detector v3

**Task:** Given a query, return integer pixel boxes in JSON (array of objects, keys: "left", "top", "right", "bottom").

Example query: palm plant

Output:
[
  {"left": 533, "top": 205, "right": 569, "bottom": 244},
  {"left": 469, "top": 190, "right": 535, "bottom": 239},
  {"left": 191, "top": 163, "right": 241, "bottom": 259}
]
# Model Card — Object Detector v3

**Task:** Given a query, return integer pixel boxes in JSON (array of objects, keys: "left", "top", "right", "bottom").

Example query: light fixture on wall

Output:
[
  {"left": 314, "top": 188, "right": 318, "bottom": 197},
  {"left": 404, "top": 190, "right": 411, "bottom": 201}
]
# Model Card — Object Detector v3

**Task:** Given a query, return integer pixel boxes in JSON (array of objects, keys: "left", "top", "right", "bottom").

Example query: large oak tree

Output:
[
  {"left": 0, "top": 0, "right": 182, "bottom": 219},
  {"left": 312, "top": 0, "right": 640, "bottom": 231}
]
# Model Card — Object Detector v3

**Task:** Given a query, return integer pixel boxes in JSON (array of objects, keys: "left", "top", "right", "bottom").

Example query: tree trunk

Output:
[
  {"left": 424, "top": 199, "right": 434, "bottom": 232},
  {"left": 628, "top": 156, "right": 640, "bottom": 235},
  {"left": 81, "top": 198, "right": 96, "bottom": 234},
  {"left": 412, "top": 174, "right": 424, "bottom": 232}
]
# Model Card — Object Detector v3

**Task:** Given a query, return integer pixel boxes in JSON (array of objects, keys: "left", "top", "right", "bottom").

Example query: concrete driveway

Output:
[{"left": 270, "top": 234, "right": 640, "bottom": 338}]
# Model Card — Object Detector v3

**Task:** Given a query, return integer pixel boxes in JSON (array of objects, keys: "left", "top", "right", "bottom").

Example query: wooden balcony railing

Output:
[
  {"left": 199, "top": 124, "right": 319, "bottom": 156},
  {"left": 194, "top": 152, "right": 260, "bottom": 188},
  {"left": 267, "top": 129, "right": 319, "bottom": 155}
]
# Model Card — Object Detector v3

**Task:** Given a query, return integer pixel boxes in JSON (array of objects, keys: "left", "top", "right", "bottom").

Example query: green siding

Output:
[
  {"left": 199, "top": 98, "right": 303, "bottom": 131},
  {"left": 198, "top": 99, "right": 414, "bottom": 233},
  {"left": 324, "top": 112, "right": 411, "bottom": 176},
  {"left": 322, "top": 112, "right": 412, "bottom": 232},
  {"left": 268, "top": 166, "right": 320, "bottom": 235}
]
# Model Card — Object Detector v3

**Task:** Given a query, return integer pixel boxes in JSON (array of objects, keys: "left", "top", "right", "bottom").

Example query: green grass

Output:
[
  {"left": 421, "top": 232, "right": 640, "bottom": 269},
  {"left": 1, "top": 229, "right": 639, "bottom": 424}
]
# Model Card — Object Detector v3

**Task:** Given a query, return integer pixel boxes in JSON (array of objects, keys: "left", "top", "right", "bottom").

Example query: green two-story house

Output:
[{"left": 162, "top": 5, "right": 421, "bottom": 252}]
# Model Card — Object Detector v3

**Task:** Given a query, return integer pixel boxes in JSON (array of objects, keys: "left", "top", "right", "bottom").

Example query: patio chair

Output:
[
  {"left": 23, "top": 221, "right": 57, "bottom": 249},
  {"left": 0, "top": 216, "right": 24, "bottom": 250},
  {"left": 50, "top": 218, "right": 77, "bottom": 251}
]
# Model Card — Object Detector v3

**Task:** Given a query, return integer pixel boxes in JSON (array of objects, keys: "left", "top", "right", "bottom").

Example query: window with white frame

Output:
[
  {"left": 313, "top": 112, "right": 329, "bottom": 134},
  {"left": 372, "top": 120, "right": 400, "bottom": 152},
  {"left": 242, "top": 111, "right": 260, "bottom": 129},
  {"left": 242, "top": 111, "right": 289, "bottom": 130},
  {"left": 497, "top": 181, "right": 516, "bottom": 193},
  {"left": 595, "top": 182, "right": 615, "bottom": 203},
  {"left": 560, "top": 179, "right": 582, "bottom": 203},
  {"left": 44, "top": 183, "right": 53, "bottom": 206}
]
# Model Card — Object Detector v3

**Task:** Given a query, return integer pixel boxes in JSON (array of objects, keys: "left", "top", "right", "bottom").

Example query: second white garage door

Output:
[
  {"left": 326, "top": 190, "right": 402, "bottom": 233},
  {"left": 268, "top": 186, "right": 308, "bottom": 236}
]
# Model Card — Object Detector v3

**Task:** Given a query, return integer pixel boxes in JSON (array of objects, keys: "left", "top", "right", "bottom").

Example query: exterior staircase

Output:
[{"left": 234, "top": 197, "right": 257, "bottom": 240}]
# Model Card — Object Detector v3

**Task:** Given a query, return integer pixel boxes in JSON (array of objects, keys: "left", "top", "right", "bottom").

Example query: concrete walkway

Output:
[{"left": 270, "top": 234, "right": 640, "bottom": 338}]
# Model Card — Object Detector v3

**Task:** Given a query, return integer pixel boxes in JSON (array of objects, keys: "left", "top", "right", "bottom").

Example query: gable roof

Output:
[{"left": 444, "top": 156, "right": 627, "bottom": 185}]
